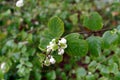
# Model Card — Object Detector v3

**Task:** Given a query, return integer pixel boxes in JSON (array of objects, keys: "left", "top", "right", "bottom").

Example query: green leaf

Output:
[
  {"left": 117, "top": 25, "right": 120, "bottom": 34},
  {"left": 39, "top": 29, "right": 55, "bottom": 51},
  {"left": 108, "top": 63, "right": 119, "bottom": 74},
  {"left": 0, "top": 9, "right": 11, "bottom": 19},
  {"left": 46, "top": 70, "right": 56, "bottom": 80},
  {"left": 65, "top": 34, "right": 88, "bottom": 56},
  {"left": 114, "top": 72, "right": 120, "bottom": 80},
  {"left": 117, "top": 25, "right": 120, "bottom": 43},
  {"left": 87, "top": 36, "right": 103, "bottom": 57},
  {"left": 39, "top": 16, "right": 64, "bottom": 51},
  {"left": 98, "top": 77, "right": 109, "bottom": 80},
  {"left": 0, "top": 70, "right": 4, "bottom": 79},
  {"left": 88, "top": 61, "right": 97, "bottom": 72},
  {"left": 84, "top": 56, "right": 91, "bottom": 64},
  {"left": 100, "top": 66, "right": 110, "bottom": 76},
  {"left": 96, "top": 63, "right": 103, "bottom": 70},
  {"left": 83, "top": 12, "right": 103, "bottom": 31},
  {"left": 52, "top": 52, "right": 63, "bottom": 63},
  {"left": 86, "top": 74, "right": 96, "bottom": 80},
  {"left": 102, "top": 31, "right": 119, "bottom": 49},
  {"left": 34, "top": 71, "right": 42, "bottom": 80},
  {"left": 25, "top": 62, "right": 33, "bottom": 67},
  {"left": 37, "top": 53, "right": 46, "bottom": 65},
  {"left": 48, "top": 16, "right": 64, "bottom": 38},
  {"left": 61, "top": 72, "right": 67, "bottom": 80},
  {"left": 76, "top": 67, "right": 87, "bottom": 78},
  {"left": 65, "top": 33, "right": 84, "bottom": 40}
]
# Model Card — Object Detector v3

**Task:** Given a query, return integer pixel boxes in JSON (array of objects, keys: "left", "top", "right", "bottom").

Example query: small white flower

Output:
[
  {"left": 0, "top": 62, "right": 7, "bottom": 73},
  {"left": 49, "top": 39, "right": 56, "bottom": 45},
  {"left": 50, "top": 43, "right": 57, "bottom": 51},
  {"left": 0, "top": 62, "right": 6, "bottom": 70},
  {"left": 88, "top": 72, "right": 92, "bottom": 75},
  {"left": 16, "top": 0, "right": 24, "bottom": 7},
  {"left": 49, "top": 41, "right": 53, "bottom": 45},
  {"left": 62, "top": 44, "right": 67, "bottom": 49},
  {"left": 58, "top": 48, "right": 64, "bottom": 55},
  {"left": 47, "top": 43, "right": 55, "bottom": 52},
  {"left": 34, "top": 21, "right": 39, "bottom": 25},
  {"left": 47, "top": 45, "right": 50, "bottom": 49},
  {"left": 51, "top": 39, "right": 56, "bottom": 42},
  {"left": 49, "top": 39, "right": 55, "bottom": 45},
  {"left": 59, "top": 38, "right": 67, "bottom": 44},
  {"left": 49, "top": 56, "right": 56, "bottom": 64},
  {"left": 58, "top": 38, "right": 67, "bottom": 49},
  {"left": 46, "top": 39, "right": 58, "bottom": 52},
  {"left": 47, "top": 47, "right": 51, "bottom": 53},
  {"left": 47, "top": 55, "right": 51, "bottom": 58}
]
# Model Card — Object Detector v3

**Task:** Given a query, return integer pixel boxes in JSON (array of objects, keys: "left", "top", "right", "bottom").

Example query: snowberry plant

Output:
[
  {"left": 38, "top": 16, "right": 88, "bottom": 66},
  {"left": 38, "top": 14, "right": 120, "bottom": 68}
]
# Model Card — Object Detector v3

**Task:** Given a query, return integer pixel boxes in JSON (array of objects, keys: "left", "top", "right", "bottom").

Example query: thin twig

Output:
[{"left": 78, "top": 27, "right": 114, "bottom": 34}]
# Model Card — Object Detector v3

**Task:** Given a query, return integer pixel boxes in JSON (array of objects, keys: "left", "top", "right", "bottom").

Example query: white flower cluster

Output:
[
  {"left": 44, "top": 55, "right": 56, "bottom": 66},
  {"left": 47, "top": 38, "right": 67, "bottom": 55},
  {"left": 16, "top": 0, "right": 24, "bottom": 7},
  {"left": 44, "top": 38, "right": 67, "bottom": 66},
  {"left": 58, "top": 38, "right": 67, "bottom": 55}
]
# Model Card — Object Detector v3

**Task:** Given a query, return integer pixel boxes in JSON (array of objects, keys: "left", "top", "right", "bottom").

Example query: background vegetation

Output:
[{"left": 0, "top": 0, "right": 120, "bottom": 80}]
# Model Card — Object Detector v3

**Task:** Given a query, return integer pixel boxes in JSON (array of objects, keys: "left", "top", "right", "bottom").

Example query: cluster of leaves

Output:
[
  {"left": 38, "top": 15, "right": 120, "bottom": 79},
  {"left": 0, "top": 0, "right": 120, "bottom": 80}
]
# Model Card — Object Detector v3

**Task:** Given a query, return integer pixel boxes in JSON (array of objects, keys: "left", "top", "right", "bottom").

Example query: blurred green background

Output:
[{"left": 0, "top": 0, "right": 120, "bottom": 80}]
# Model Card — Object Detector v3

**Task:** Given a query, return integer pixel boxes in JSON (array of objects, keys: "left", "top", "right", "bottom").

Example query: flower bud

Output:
[
  {"left": 58, "top": 38, "right": 67, "bottom": 49},
  {"left": 0, "top": 62, "right": 6, "bottom": 70},
  {"left": 51, "top": 39, "right": 56, "bottom": 42},
  {"left": 50, "top": 44, "right": 58, "bottom": 51},
  {"left": 58, "top": 48, "right": 64, "bottom": 55},
  {"left": 59, "top": 38, "right": 67, "bottom": 44},
  {"left": 49, "top": 56, "right": 56, "bottom": 64},
  {"left": 61, "top": 44, "right": 67, "bottom": 49},
  {"left": 44, "top": 58, "right": 50, "bottom": 66},
  {"left": 47, "top": 45, "right": 51, "bottom": 53},
  {"left": 88, "top": 72, "right": 92, "bottom": 75},
  {"left": 47, "top": 48, "right": 51, "bottom": 53}
]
